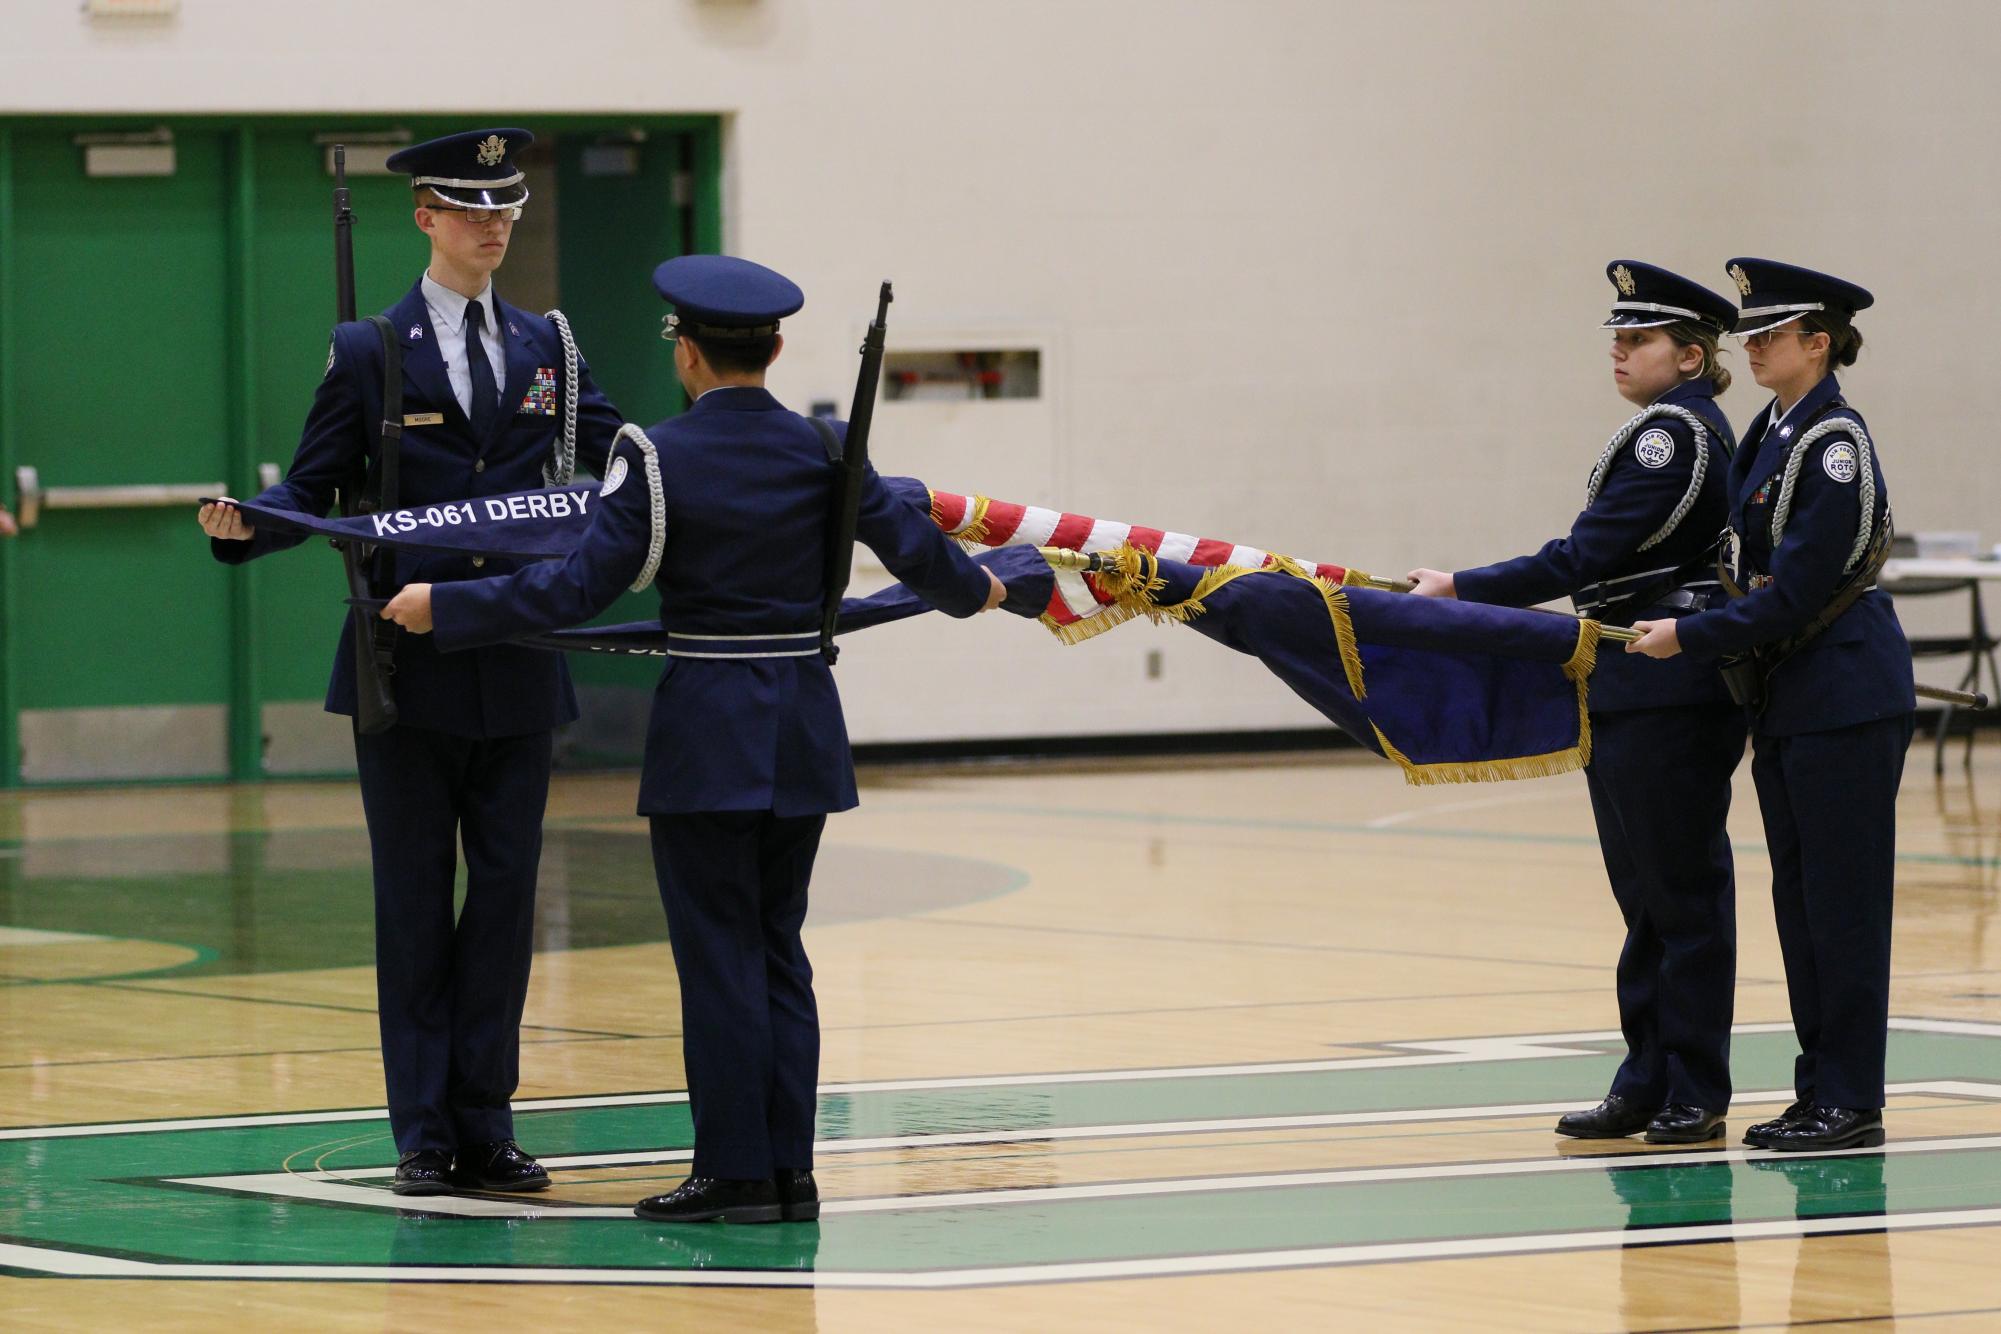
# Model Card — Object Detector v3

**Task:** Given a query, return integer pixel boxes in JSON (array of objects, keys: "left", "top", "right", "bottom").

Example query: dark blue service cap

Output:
[
  {"left": 385, "top": 128, "right": 533, "bottom": 210},
  {"left": 1601, "top": 260, "right": 1736, "bottom": 332},
  {"left": 652, "top": 255, "right": 805, "bottom": 338},
  {"left": 1724, "top": 257, "right": 1873, "bottom": 336}
]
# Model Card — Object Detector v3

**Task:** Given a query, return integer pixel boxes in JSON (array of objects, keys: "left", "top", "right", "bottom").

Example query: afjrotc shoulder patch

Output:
[
  {"left": 1821, "top": 441, "right": 1859, "bottom": 483},
  {"left": 1633, "top": 428, "right": 1675, "bottom": 469},
  {"left": 520, "top": 366, "right": 559, "bottom": 415}
]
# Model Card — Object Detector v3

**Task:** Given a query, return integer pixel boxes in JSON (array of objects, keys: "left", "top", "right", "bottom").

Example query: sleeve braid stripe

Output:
[{"left": 1582, "top": 403, "right": 1714, "bottom": 552}]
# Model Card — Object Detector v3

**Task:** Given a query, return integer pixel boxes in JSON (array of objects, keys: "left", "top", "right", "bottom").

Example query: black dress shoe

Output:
[
  {"left": 634, "top": 1177, "right": 783, "bottom": 1223},
  {"left": 775, "top": 1168, "right": 819, "bottom": 1222},
  {"left": 1743, "top": 1098, "right": 1814, "bottom": 1148},
  {"left": 453, "top": 1139, "right": 550, "bottom": 1192},
  {"left": 1555, "top": 1094, "right": 1657, "bottom": 1139},
  {"left": 1643, "top": 1104, "right": 1726, "bottom": 1144},
  {"left": 1761, "top": 1105, "right": 1884, "bottom": 1152},
  {"left": 392, "top": 1149, "right": 455, "bottom": 1196}
]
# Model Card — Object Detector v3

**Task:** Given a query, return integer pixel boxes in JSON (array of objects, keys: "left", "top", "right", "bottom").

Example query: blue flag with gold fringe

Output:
[{"left": 226, "top": 484, "right": 1603, "bottom": 785}]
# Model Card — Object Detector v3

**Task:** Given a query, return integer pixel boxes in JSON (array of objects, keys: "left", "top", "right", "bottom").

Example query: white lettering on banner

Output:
[
  {"left": 527, "top": 494, "right": 551, "bottom": 519},
  {"left": 371, "top": 514, "right": 395, "bottom": 537},
  {"left": 395, "top": 512, "right": 417, "bottom": 533},
  {"left": 506, "top": 496, "right": 531, "bottom": 519},
  {"left": 548, "top": 493, "right": 571, "bottom": 519},
  {"left": 573, "top": 489, "right": 589, "bottom": 514},
  {"left": 485, "top": 499, "right": 509, "bottom": 521}
]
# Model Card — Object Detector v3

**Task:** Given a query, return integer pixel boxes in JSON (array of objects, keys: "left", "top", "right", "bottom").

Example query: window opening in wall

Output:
[{"left": 882, "top": 348, "right": 1040, "bottom": 401}]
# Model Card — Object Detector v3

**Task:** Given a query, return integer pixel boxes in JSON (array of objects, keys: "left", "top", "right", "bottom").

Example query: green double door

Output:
[{"left": 0, "top": 116, "right": 718, "bottom": 786}]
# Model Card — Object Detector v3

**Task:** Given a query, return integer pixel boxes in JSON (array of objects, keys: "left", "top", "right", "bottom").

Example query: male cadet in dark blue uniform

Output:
[
  {"left": 1632, "top": 259, "right": 1914, "bottom": 1151},
  {"left": 1411, "top": 262, "right": 1745, "bottom": 1144},
  {"left": 382, "top": 255, "right": 1007, "bottom": 1222},
  {"left": 197, "top": 129, "right": 624, "bottom": 1194}
]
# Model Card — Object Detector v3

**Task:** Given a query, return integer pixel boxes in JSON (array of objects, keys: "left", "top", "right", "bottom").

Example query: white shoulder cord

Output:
[
  {"left": 542, "top": 309, "right": 581, "bottom": 487},
  {"left": 612, "top": 422, "right": 667, "bottom": 592},
  {"left": 1581, "top": 403, "right": 1714, "bottom": 551},
  {"left": 1769, "top": 416, "right": 1878, "bottom": 572}
]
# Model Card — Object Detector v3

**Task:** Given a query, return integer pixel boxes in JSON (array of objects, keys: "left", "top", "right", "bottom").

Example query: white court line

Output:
[
  {"left": 0, "top": 1035, "right": 1611, "bottom": 1142},
  {"left": 2, "top": 1017, "right": 1986, "bottom": 1142},
  {"left": 13, "top": 1205, "right": 2001, "bottom": 1289},
  {"left": 168, "top": 1081, "right": 2001, "bottom": 1196},
  {"left": 169, "top": 1128, "right": 2001, "bottom": 1221}
]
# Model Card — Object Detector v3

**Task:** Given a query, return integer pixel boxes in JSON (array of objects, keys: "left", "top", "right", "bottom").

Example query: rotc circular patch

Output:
[
  {"left": 600, "top": 455, "right": 629, "bottom": 497},
  {"left": 1822, "top": 442, "right": 1859, "bottom": 483},
  {"left": 1633, "top": 428, "right": 1676, "bottom": 469}
]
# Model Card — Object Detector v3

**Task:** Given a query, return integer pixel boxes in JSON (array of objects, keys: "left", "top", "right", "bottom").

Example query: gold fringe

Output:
[
  {"left": 1039, "top": 603, "right": 1146, "bottom": 645},
  {"left": 958, "top": 494, "right": 993, "bottom": 547},
  {"left": 1265, "top": 555, "right": 1366, "bottom": 700},
  {"left": 1340, "top": 567, "right": 1374, "bottom": 587},
  {"left": 1564, "top": 619, "right": 1602, "bottom": 682},
  {"left": 1373, "top": 724, "right": 1590, "bottom": 786}
]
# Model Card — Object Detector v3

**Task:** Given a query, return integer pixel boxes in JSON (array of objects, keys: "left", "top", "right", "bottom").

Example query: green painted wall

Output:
[{"left": 0, "top": 114, "right": 723, "bottom": 786}]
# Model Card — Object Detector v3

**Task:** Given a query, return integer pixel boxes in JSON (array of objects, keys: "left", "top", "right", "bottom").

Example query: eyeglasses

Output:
[
  {"left": 1736, "top": 327, "right": 1821, "bottom": 350},
  {"left": 423, "top": 203, "right": 523, "bottom": 224}
]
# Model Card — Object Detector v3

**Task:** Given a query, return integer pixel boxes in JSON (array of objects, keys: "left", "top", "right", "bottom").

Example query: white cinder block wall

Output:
[{"left": 7, "top": 0, "right": 1994, "bottom": 742}]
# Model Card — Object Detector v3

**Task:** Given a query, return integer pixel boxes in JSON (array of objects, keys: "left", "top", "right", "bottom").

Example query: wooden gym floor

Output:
[{"left": 3, "top": 733, "right": 2000, "bottom": 1330}]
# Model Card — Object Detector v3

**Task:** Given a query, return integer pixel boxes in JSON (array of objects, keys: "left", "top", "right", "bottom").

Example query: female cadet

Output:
[
  {"left": 1408, "top": 261, "right": 1744, "bottom": 1145},
  {"left": 1629, "top": 259, "right": 1914, "bottom": 1152}
]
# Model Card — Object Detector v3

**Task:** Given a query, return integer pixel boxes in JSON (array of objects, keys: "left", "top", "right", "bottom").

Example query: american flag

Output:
[{"left": 925, "top": 489, "right": 1376, "bottom": 643}]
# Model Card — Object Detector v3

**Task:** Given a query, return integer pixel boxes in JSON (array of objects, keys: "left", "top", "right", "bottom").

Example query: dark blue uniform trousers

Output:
[
  {"left": 353, "top": 725, "right": 552, "bottom": 1156},
  {"left": 649, "top": 810, "right": 825, "bottom": 1180},
  {"left": 1751, "top": 712, "right": 1914, "bottom": 1110},
  {"left": 1585, "top": 702, "right": 1745, "bottom": 1112}
]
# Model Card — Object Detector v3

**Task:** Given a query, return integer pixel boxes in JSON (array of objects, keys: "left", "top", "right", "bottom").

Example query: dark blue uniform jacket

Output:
[
  {"left": 1454, "top": 377, "right": 1737, "bottom": 712},
  {"left": 1675, "top": 374, "right": 1914, "bottom": 736},
  {"left": 212, "top": 281, "right": 620, "bottom": 737},
  {"left": 431, "top": 386, "right": 992, "bottom": 816}
]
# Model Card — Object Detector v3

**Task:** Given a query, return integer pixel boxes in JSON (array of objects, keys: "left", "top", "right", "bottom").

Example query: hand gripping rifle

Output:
[
  {"left": 331, "top": 145, "right": 402, "bottom": 732},
  {"left": 818, "top": 282, "right": 893, "bottom": 664}
]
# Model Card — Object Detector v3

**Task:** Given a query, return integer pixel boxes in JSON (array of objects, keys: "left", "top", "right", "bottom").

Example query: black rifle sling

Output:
[
  {"left": 810, "top": 415, "right": 842, "bottom": 464},
  {"left": 811, "top": 415, "right": 848, "bottom": 662}
]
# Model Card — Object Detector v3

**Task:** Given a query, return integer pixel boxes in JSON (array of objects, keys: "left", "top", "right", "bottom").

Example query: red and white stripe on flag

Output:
[{"left": 927, "top": 490, "right": 1355, "bottom": 639}]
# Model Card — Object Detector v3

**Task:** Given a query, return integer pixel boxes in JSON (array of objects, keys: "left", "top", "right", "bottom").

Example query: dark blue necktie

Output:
[{"left": 465, "top": 298, "right": 499, "bottom": 438}]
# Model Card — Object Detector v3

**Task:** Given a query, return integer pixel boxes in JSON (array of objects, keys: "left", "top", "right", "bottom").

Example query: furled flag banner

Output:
[{"left": 222, "top": 477, "right": 1604, "bottom": 785}]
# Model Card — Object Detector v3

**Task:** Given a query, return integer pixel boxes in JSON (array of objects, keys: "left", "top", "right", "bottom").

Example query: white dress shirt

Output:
[{"left": 420, "top": 272, "right": 507, "bottom": 420}]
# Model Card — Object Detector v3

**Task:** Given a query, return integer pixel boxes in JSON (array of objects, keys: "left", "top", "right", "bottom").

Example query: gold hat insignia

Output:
[
  {"left": 1729, "top": 263, "right": 1752, "bottom": 297},
  {"left": 1612, "top": 264, "right": 1636, "bottom": 297},
  {"left": 475, "top": 134, "right": 508, "bottom": 168}
]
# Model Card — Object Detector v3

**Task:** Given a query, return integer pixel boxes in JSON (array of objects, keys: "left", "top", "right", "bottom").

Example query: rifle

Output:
[
  {"left": 818, "top": 281, "right": 893, "bottom": 664},
  {"left": 331, "top": 145, "right": 401, "bottom": 733}
]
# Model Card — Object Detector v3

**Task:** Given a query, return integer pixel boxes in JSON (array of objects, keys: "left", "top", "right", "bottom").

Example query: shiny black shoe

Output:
[
  {"left": 1643, "top": 1104, "right": 1726, "bottom": 1144},
  {"left": 1761, "top": 1105, "right": 1885, "bottom": 1152},
  {"left": 1743, "top": 1098, "right": 1814, "bottom": 1148},
  {"left": 1555, "top": 1094, "right": 1656, "bottom": 1139},
  {"left": 634, "top": 1177, "right": 783, "bottom": 1223},
  {"left": 453, "top": 1139, "right": 550, "bottom": 1192},
  {"left": 775, "top": 1168, "right": 819, "bottom": 1222},
  {"left": 392, "top": 1148, "right": 456, "bottom": 1196}
]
